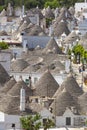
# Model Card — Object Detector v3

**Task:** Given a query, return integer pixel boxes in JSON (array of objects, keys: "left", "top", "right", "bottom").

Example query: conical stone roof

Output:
[
  {"left": 81, "top": 32, "right": 87, "bottom": 40},
  {"left": 78, "top": 92, "right": 87, "bottom": 114},
  {"left": 33, "top": 70, "right": 59, "bottom": 98},
  {"left": 0, "top": 31, "right": 8, "bottom": 36},
  {"left": 18, "top": 21, "right": 29, "bottom": 32},
  {"left": 0, "top": 79, "right": 33, "bottom": 115},
  {"left": 68, "top": 7, "right": 75, "bottom": 15},
  {"left": 27, "top": 25, "right": 46, "bottom": 36},
  {"left": 0, "top": 9, "right": 7, "bottom": 16},
  {"left": 8, "top": 79, "right": 32, "bottom": 97},
  {"left": 45, "top": 6, "right": 54, "bottom": 18},
  {"left": 54, "top": 21, "right": 70, "bottom": 37},
  {"left": 53, "top": 74, "right": 83, "bottom": 100},
  {"left": 11, "top": 59, "right": 29, "bottom": 71},
  {"left": 0, "top": 64, "right": 10, "bottom": 86},
  {"left": 23, "top": 64, "right": 41, "bottom": 73},
  {"left": 43, "top": 37, "right": 63, "bottom": 54},
  {"left": 64, "top": 31, "right": 79, "bottom": 44},
  {"left": 50, "top": 89, "right": 76, "bottom": 116},
  {"left": 29, "top": 7, "right": 44, "bottom": 19},
  {"left": 55, "top": 10, "right": 66, "bottom": 23},
  {"left": 54, "top": 7, "right": 72, "bottom": 29},
  {"left": 0, "top": 77, "right": 16, "bottom": 94}
]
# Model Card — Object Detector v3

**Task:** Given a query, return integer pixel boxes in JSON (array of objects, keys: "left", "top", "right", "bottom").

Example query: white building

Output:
[
  {"left": 0, "top": 112, "right": 20, "bottom": 130},
  {"left": 75, "top": 2, "right": 87, "bottom": 13},
  {"left": 10, "top": 71, "right": 67, "bottom": 86},
  {"left": 56, "top": 108, "right": 86, "bottom": 127},
  {"left": 78, "top": 19, "right": 87, "bottom": 35}
]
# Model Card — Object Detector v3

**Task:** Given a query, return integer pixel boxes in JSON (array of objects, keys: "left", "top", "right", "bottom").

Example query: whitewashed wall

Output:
[
  {"left": 10, "top": 72, "right": 67, "bottom": 86},
  {"left": 0, "top": 110, "right": 53, "bottom": 130},
  {"left": 56, "top": 108, "right": 87, "bottom": 127},
  {"left": 10, "top": 47, "right": 23, "bottom": 58},
  {"left": 78, "top": 20, "right": 87, "bottom": 35},
  {"left": 0, "top": 17, "right": 7, "bottom": 25},
  {"left": 0, "top": 36, "right": 11, "bottom": 41},
  {"left": 40, "top": 108, "right": 53, "bottom": 119},
  {"left": 0, "top": 112, "right": 20, "bottom": 130},
  {"left": 56, "top": 109, "right": 75, "bottom": 127},
  {"left": 5, "top": 114, "right": 20, "bottom": 130},
  {"left": 75, "top": 3, "right": 87, "bottom": 13}
]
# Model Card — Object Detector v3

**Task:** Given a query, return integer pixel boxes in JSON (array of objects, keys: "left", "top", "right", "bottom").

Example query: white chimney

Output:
[
  {"left": 20, "top": 88, "right": 25, "bottom": 111},
  {"left": 36, "top": 14, "right": 39, "bottom": 26},
  {"left": 22, "top": 5, "right": 25, "bottom": 17},
  {"left": 65, "top": 60, "right": 70, "bottom": 73},
  {"left": 23, "top": 39, "right": 28, "bottom": 52},
  {"left": 49, "top": 25, "right": 53, "bottom": 36}
]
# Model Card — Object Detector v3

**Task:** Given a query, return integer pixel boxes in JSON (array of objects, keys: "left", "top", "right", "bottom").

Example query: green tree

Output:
[
  {"left": 82, "top": 50, "right": 87, "bottom": 63},
  {"left": 0, "top": 5, "right": 6, "bottom": 12},
  {"left": 25, "top": 0, "right": 40, "bottom": 9},
  {"left": 4, "top": 0, "right": 15, "bottom": 6},
  {"left": 72, "top": 44, "right": 84, "bottom": 57},
  {"left": 43, "top": 118, "right": 55, "bottom": 130},
  {"left": 14, "top": 0, "right": 22, "bottom": 7},
  {"left": 0, "top": 0, "right": 86, "bottom": 9},
  {"left": 20, "top": 114, "right": 55, "bottom": 130},
  {"left": 0, "top": 0, "right": 5, "bottom": 5},
  {"left": 0, "top": 41, "right": 8, "bottom": 49},
  {"left": 20, "top": 114, "right": 41, "bottom": 130},
  {"left": 72, "top": 44, "right": 85, "bottom": 64},
  {"left": 45, "top": 0, "right": 60, "bottom": 8}
]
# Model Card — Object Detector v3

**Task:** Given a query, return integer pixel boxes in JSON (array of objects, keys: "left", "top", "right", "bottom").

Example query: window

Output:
[
  {"left": 43, "top": 118, "right": 47, "bottom": 126},
  {"left": 66, "top": 117, "right": 71, "bottom": 125},
  {"left": 35, "top": 98, "right": 38, "bottom": 103},
  {"left": 12, "top": 123, "right": 15, "bottom": 128},
  {"left": 25, "top": 79, "right": 29, "bottom": 85}
]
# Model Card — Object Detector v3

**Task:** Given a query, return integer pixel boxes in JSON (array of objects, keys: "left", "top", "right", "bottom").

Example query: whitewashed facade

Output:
[
  {"left": 75, "top": 2, "right": 87, "bottom": 13},
  {"left": 78, "top": 20, "right": 87, "bottom": 35},
  {"left": 0, "top": 112, "right": 20, "bottom": 130},
  {"left": 10, "top": 71, "right": 67, "bottom": 86},
  {"left": 0, "top": 108, "right": 53, "bottom": 130},
  {"left": 56, "top": 108, "right": 87, "bottom": 127}
]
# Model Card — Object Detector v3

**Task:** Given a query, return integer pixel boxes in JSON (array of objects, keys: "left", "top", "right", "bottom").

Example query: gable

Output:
[{"left": 63, "top": 108, "right": 74, "bottom": 117}]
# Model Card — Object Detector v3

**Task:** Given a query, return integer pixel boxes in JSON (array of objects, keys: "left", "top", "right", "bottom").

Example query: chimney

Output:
[
  {"left": 23, "top": 39, "right": 28, "bottom": 52},
  {"left": 49, "top": 25, "right": 53, "bottom": 36},
  {"left": 71, "top": 106, "right": 78, "bottom": 114},
  {"left": 22, "top": 5, "right": 25, "bottom": 17},
  {"left": 19, "top": 75, "right": 23, "bottom": 81},
  {"left": 36, "top": 14, "right": 39, "bottom": 26},
  {"left": 20, "top": 87, "right": 25, "bottom": 111}
]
